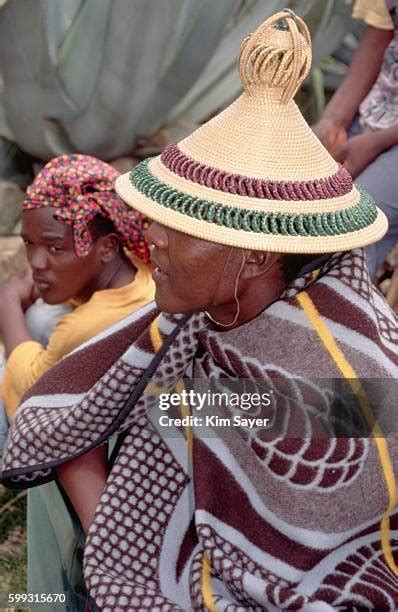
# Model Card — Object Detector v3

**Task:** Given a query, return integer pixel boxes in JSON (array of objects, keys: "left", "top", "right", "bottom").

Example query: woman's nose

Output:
[
  {"left": 29, "top": 247, "right": 49, "bottom": 271},
  {"left": 145, "top": 221, "right": 168, "bottom": 250}
]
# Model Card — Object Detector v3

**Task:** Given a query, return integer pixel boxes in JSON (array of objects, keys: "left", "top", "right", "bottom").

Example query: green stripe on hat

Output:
[{"left": 130, "top": 160, "right": 377, "bottom": 238}]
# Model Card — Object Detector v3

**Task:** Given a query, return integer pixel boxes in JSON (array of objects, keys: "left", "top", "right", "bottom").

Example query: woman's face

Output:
[
  {"left": 145, "top": 221, "right": 238, "bottom": 314},
  {"left": 21, "top": 208, "right": 104, "bottom": 304}
]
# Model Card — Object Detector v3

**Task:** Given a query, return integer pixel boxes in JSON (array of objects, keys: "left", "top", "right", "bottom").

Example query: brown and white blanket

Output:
[{"left": 2, "top": 249, "right": 398, "bottom": 611}]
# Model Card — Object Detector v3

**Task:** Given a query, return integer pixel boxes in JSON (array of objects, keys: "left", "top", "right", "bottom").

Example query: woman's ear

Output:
[
  {"left": 97, "top": 233, "right": 121, "bottom": 264},
  {"left": 240, "top": 250, "right": 279, "bottom": 280}
]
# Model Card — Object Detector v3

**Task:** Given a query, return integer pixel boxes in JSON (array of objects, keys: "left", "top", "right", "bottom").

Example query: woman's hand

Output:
[
  {"left": 313, "top": 119, "right": 348, "bottom": 156},
  {"left": 334, "top": 132, "right": 382, "bottom": 179}
]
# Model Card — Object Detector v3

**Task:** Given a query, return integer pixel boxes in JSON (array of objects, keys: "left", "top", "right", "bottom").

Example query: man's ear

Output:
[
  {"left": 240, "top": 250, "right": 279, "bottom": 280},
  {"left": 96, "top": 233, "right": 121, "bottom": 264}
]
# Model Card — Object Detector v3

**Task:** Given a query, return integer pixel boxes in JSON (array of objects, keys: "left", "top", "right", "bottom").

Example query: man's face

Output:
[
  {"left": 144, "top": 221, "right": 237, "bottom": 314},
  {"left": 21, "top": 208, "right": 103, "bottom": 304}
]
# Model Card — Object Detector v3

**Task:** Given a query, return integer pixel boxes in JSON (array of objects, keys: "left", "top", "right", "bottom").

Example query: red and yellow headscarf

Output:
[{"left": 23, "top": 154, "right": 150, "bottom": 264}]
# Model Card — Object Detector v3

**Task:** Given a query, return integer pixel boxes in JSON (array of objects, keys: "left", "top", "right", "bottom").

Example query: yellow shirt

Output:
[
  {"left": 353, "top": 0, "right": 394, "bottom": 29},
  {"left": 1, "top": 255, "right": 154, "bottom": 417}
]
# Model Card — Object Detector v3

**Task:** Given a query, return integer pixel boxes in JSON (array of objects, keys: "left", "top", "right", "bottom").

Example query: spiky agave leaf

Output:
[
  {"left": 62, "top": 0, "right": 245, "bottom": 158},
  {"left": 0, "top": 0, "right": 357, "bottom": 161}
]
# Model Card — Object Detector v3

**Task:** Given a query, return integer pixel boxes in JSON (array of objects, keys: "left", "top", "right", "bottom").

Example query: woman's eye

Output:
[{"left": 23, "top": 238, "right": 33, "bottom": 247}]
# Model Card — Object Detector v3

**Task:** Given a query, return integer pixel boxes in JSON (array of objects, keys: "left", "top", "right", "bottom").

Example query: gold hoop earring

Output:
[{"left": 205, "top": 249, "right": 245, "bottom": 327}]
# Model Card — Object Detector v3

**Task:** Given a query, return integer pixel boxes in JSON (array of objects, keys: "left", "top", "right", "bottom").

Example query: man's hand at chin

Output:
[{"left": 0, "top": 271, "right": 39, "bottom": 313}]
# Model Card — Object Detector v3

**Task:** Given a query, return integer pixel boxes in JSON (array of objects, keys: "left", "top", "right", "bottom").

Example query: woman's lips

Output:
[{"left": 34, "top": 278, "right": 51, "bottom": 291}]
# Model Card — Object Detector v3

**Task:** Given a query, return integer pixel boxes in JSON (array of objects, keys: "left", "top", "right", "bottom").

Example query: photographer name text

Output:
[{"left": 159, "top": 414, "right": 270, "bottom": 428}]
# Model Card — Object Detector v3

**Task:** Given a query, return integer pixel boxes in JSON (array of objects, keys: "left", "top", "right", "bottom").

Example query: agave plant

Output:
[{"left": 0, "top": 0, "right": 355, "bottom": 168}]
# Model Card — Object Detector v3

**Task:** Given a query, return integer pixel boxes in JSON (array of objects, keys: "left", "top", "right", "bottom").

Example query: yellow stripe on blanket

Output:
[
  {"left": 201, "top": 551, "right": 217, "bottom": 612},
  {"left": 297, "top": 291, "right": 398, "bottom": 576},
  {"left": 149, "top": 315, "right": 163, "bottom": 352}
]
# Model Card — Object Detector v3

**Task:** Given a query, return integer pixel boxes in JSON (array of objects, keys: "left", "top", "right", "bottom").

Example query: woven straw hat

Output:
[{"left": 116, "top": 10, "right": 387, "bottom": 253}]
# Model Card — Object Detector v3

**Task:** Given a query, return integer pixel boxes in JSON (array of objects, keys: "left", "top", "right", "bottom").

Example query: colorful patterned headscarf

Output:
[{"left": 23, "top": 154, "right": 150, "bottom": 264}]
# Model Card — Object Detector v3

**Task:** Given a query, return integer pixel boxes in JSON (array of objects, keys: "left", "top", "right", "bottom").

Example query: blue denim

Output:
[
  {"left": 28, "top": 485, "right": 86, "bottom": 612},
  {"left": 0, "top": 401, "right": 8, "bottom": 457},
  {"left": 349, "top": 118, "right": 398, "bottom": 278}
]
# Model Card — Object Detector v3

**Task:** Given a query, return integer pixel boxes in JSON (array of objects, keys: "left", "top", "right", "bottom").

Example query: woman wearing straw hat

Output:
[{"left": 2, "top": 10, "right": 398, "bottom": 611}]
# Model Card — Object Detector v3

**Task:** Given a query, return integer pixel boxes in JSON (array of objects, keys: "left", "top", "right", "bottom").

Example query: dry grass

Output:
[{"left": 0, "top": 484, "right": 27, "bottom": 602}]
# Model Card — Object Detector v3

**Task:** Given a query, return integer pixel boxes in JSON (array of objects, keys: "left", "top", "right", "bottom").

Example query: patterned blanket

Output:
[{"left": 2, "top": 249, "right": 398, "bottom": 611}]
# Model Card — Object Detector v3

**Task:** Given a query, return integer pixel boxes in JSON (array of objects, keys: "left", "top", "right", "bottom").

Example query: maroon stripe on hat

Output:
[{"left": 161, "top": 143, "right": 352, "bottom": 200}]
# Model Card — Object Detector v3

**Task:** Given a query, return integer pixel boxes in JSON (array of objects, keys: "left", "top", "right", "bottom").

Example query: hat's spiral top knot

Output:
[{"left": 238, "top": 9, "right": 312, "bottom": 104}]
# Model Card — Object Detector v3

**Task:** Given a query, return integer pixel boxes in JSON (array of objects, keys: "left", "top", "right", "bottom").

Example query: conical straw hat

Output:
[{"left": 116, "top": 9, "right": 387, "bottom": 253}]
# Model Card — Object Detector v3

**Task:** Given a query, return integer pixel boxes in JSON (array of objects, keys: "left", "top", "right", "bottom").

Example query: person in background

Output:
[
  {"left": 315, "top": 0, "right": 398, "bottom": 278},
  {"left": 2, "top": 11, "right": 397, "bottom": 610},
  {"left": 0, "top": 153, "right": 154, "bottom": 610}
]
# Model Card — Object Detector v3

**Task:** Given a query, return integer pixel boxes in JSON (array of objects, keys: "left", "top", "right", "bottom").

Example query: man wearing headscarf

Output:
[
  {"left": 0, "top": 153, "right": 153, "bottom": 419},
  {"left": 0, "top": 153, "right": 154, "bottom": 610}
]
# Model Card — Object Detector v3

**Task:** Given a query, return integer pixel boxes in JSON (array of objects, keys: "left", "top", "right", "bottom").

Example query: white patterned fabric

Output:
[
  {"left": 1, "top": 250, "right": 398, "bottom": 610},
  {"left": 359, "top": 1, "right": 398, "bottom": 130}
]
